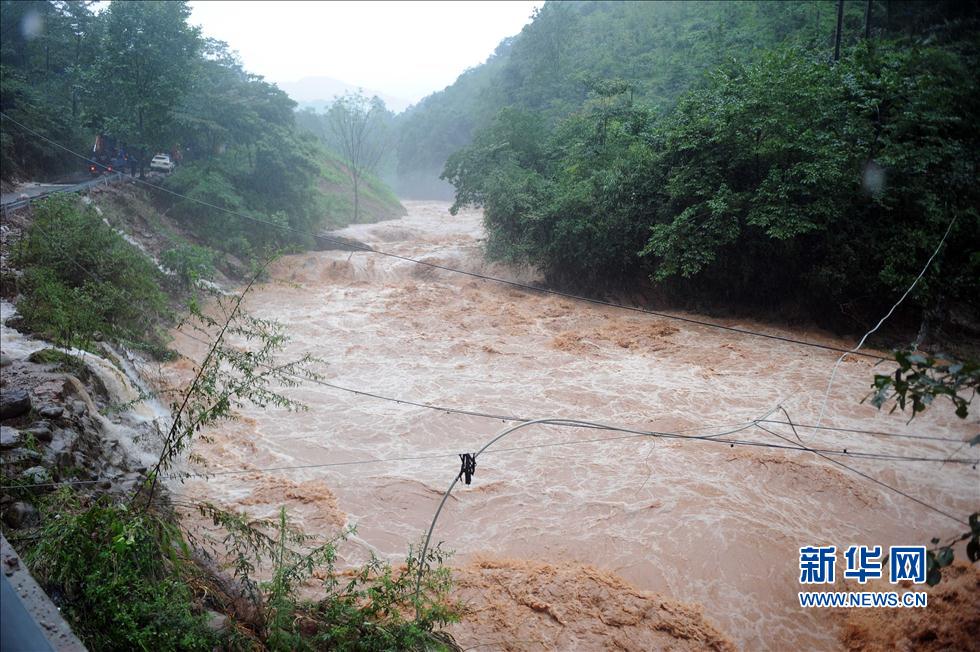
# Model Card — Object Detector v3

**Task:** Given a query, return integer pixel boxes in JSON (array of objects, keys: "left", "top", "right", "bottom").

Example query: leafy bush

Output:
[
  {"left": 14, "top": 195, "right": 170, "bottom": 351},
  {"left": 28, "top": 491, "right": 216, "bottom": 651},
  {"left": 868, "top": 350, "right": 980, "bottom": 420},
  {"left": 16, "top": 268, "right": 106, "bottom": 348},
  {"left": 198, "top": 505, "right": 460, "bottom": 652},
  {"left": 162, "top": 131, "right": 323, "bottom": 261},
  {"left": 161, "top": 242, "right": 216, "bottom": 289},
  {"left": 445, "top": 41, "right": 980, "bottom": 328},
  {"left": 307, "top": 544, "right": 459, "bottom": 651}
]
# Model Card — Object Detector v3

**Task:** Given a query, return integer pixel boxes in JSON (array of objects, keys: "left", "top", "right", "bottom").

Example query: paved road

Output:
[
  {"left": 1, "top": 173, "right": 130, "bottom": 213},
  {"left": 1, "top": 182, "right": 80, "bottom": 204}
]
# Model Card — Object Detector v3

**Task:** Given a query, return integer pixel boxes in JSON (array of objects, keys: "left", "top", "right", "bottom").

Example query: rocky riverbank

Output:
[{"left": 1, "top": 309, "right": 161, "bottom": 529}]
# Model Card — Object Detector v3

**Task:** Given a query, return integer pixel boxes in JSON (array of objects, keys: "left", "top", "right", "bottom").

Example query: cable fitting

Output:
[{"left": 458, "top": 453, "right": 476, "bottom": 485}]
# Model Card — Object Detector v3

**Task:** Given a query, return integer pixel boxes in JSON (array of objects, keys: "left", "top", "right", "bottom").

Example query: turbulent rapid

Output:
[{"left": 166, "top": 201, "right": 978, "bottom": 651}]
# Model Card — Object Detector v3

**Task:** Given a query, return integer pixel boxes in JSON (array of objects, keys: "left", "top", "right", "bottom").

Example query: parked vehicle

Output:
[{"left": 150, "top": 154, "right": 175, "bottom": 173}]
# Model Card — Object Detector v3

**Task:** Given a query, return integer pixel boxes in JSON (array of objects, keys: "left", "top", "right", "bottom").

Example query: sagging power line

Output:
[
  {"left": 0, "top": 111, "right": 887, "bottom": 361},
  {"left": 5, "top": 412, "right": 976, "bottom": 493},
  {"left": 171, "top": 323, "right": 978, "bottom": 464},
  {"left": 411, "top": 412, "right": 972, "bottom": 612},
  {"left": 9, "top": 216, "right": 974, "bottom": 497},
  {"left": 14, "top": 217, "right": 972, "bottom": 473},
  {"left": 4, "top": 121, "right": 974, "bottom": 573}
]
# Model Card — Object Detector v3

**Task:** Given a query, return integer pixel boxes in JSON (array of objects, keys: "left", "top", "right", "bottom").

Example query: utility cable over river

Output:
[
  {"left": 3, "top": 112, "right": 977, "bottom": 648},
  {"left": 1, "top": 112, "right": 888, "bottom": 362},
  {"left": 2, "top": 163, "right": 976, "bottom": 652},
  {"left": 3, "top": 2, "right": 978, "bottom": 649},
  {"left": 160, "top": 202, "right": 979, "bottom": 651}
]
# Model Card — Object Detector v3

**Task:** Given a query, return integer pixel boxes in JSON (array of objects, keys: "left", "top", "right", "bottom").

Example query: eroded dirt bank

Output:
[{"left": 167, "top": 201, "right": 979, "bottom": 650}]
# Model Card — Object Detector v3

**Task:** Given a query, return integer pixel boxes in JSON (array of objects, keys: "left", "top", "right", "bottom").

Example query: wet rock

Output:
[
  {"left": 116, "top": 471, "right": 145, "bottom": 493},
  {"left": 315, "top": 233, "right": 373, "bottom": 252},
  {"left": 23, "top": 422, "right": 52, "bottom": 443},
  {"left": 38, "top": 406, "right": 63, "bottom": 419},
  {"left": 71, "top": 400, "right": 87, "bottom": 416},
  {"left": 2, "top": 501, "right": 39, "bottom": 528},
  {"left": 205, "top": 610, "right": 229, "bottom": 633},
  {"left": 0, "top": 353, "right": 11, "bottom": 367},
  {"left": 0, "top": 426, "right": 22, "bottom": 450},
  {"left": 51, "top": 427, "right": 77, "bottom": 449},
  {"left": 53, "top": 451, "right": 74, "bottom": 468},
  {"left": 0, "top": 389, "right": 31, "bottom": 419},
  {"left": 19, "top": 466, "right": 51, "bottom": 485},
  {"left": 3, "top": 448, "right": 42, "bottom": 466}
]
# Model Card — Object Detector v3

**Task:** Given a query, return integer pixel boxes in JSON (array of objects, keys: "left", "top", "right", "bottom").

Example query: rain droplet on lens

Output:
[
  {"left": 21, "top": 10, "right": 43, "bottom": 40},
  {"left": 862, "top": 160, "right": 886, "bottom": 197}
]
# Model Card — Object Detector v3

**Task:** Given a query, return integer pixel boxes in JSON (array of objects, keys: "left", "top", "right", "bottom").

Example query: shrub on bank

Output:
[{"left": 14, "top": 195, "right": 171, "bottom": 353}]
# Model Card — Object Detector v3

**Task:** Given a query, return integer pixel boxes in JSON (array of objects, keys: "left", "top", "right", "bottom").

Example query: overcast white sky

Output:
[{"left": 188, "top": 1, "right": 543, "bottom": 103}]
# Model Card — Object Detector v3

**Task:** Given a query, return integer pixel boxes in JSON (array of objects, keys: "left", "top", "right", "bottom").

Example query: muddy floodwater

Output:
[{"left": 167, "top": 201, "right": 978, "bottom": 650}]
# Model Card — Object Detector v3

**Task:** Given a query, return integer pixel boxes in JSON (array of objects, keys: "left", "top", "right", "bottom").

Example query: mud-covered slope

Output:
[
  {"left": 450, "top": 558, "right": 736, "bottom": 651},
  {"left": 839, "top": 562, "right": 980, "bottom": 652}
]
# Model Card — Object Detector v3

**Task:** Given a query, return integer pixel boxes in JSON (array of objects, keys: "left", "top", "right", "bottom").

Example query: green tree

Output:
[
  {"left": 14, "top": 195, "right": 170, "bottom": 351},
  {"left": 0, "top": 0, "right": 98, "bottom": 179},
  {"left": 395, "top": 0, "right": 874, "bottom": 195},
  {"left": 327, "top": 91, "right": 391, "bottom": 221},
  {"left": 446, "top": 38, "right": 979, "bottom": 328},
  {"left": 81, "top": 0, "right": 200, "bottom": 151}
]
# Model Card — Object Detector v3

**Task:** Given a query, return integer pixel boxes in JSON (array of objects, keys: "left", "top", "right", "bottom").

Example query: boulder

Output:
[
  {"left": 23, "top": 422, "right": 52, "bottom": 443},
  {"left": 0, "top": 425, "right": 22, "bottom": 450},
  {"left": 19, "top": 466, "right": 51, "bottom": 485},
  {"left": 3, "top": 448, "right": 42, "bottom": 466},
  {"left": 38, "top": 405, "right": 63, "bottom": 419},
  {"left": 205, "top": 610, "right": 229, "bottom": 633},
  {"left": 2, "top": 501, "right": 39, "bottom": 528},
  {"left": 0, "top": 389, "right": 31, "bottom": 419}
]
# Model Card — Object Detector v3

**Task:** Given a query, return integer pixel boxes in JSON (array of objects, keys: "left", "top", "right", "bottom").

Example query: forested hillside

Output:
[
  {"left": 394, "top": 1, "right": 865, "bottom": 196},
  {"left": 1, "top": 0, "right": 402, "bottom": 261},
  {"left": 400, "top": 0, "right": 979, "bottom": 336}
]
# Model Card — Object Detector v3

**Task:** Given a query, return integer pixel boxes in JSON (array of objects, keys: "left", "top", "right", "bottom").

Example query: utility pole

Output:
[
  {"left": 834, "top": 0, "right": 845, "bottom": 61},
  {"left": 864, "top": 0, "right": 872, "bottom": 39}
]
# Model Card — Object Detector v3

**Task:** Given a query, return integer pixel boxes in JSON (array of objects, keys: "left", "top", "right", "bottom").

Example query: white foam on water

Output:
[{"left": 166, "top": 201, "right": 980, "bottom": 651}]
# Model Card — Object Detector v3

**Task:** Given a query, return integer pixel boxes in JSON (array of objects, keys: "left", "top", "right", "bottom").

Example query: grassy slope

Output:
[
  {"left": 102, "top": 148, "right": 403, "bottom": 242},
  {"left": 83, "top": 149, "right": 405, "bottom": 288},
  {"left": 316, "top": 150, "right": 407, "bottom": 228}
]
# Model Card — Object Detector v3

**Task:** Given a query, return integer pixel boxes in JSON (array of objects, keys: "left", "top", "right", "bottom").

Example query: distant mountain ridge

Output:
[{"left": 277, "top": 76, "right": 412, "bottom": 113}]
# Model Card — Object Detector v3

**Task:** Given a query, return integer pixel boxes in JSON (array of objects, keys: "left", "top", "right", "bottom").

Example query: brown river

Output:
[{"left": 165, "top": 200, "right": 979, "bottom": 650}]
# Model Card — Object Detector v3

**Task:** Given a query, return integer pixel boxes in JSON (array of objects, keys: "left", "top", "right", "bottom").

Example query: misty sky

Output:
[{"left": 188, "top": 1, "right": 543, "bottom": 103}]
